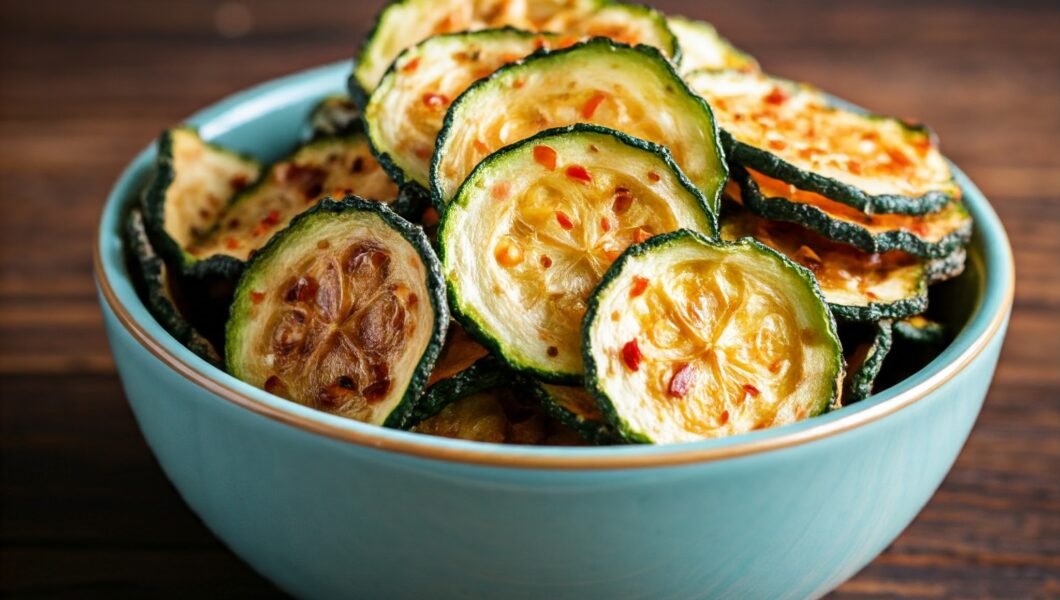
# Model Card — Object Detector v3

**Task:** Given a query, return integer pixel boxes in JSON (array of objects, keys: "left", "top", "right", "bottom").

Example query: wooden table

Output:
[{"left": 2, "top": 0, "right": 1057, "bottom": 596}]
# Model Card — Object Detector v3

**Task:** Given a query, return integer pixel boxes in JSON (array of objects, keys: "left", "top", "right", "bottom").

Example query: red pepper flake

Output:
[
  {"left": 647, "top": 171, "right": 661, "bottom": 183},
  {"left": 264, "top": 375, "right": 287, "bottom": 395},
  {"left": 473, "top": 139, "right": 490, "bottom": 155},
  {"left": 742, "top": 383, "right": 761, "bottom": 397},
  {"left": 422, "top": 92, "right": 449, "bottom": 108},
  {"left": 633, "top": 228, "right": 652, "bottom": 244},
  {"left": 402, "top": 57, "right": 421, "bottom": 73},
  {"left": 565, "top": 165, "right": 592, "bottom": 184},
  {"left": 555, "top": 211, "right": 574, "bottom": 230},
  {"left": 251, "top": 223, "right": 267, "bottom": 238},
  {"left": 540, "top": 255, "right": 553, "bottom": 268},
  {"left": 768, "top": 139, "right": 787, "bottom": 151},
  {"left": 225, "top": 237, "right": 241, "bottom": 250},
  {"left": 414, "top": 147, "right": 432, "bottom": 160},
  {"left": 629, "top": 276, "right": 649, "bottom": 297},
  {"left": 547, "top": 346, "right": 559, "bottom": 357},
  {"left": 250, "top": 291, "right": 265, "bottom": 304},
  {"left": 718, "top": 410, "right": 730, "bottom": 425},
  {"left": 262, "top": 209, "right": 281, "bottom": 226},
  {"left": 764, "top": 87, "right": 788, "bottom": 105},
  {"left": 421, "top": 207, "right": 440, "bottom": 227},
  {"left": 533, "top": 145, "right": 557, "bottom": 170},
  {"left": 230, "top": 174, "right": 249, "bottom": 190},
  {"left": 621, "top": 339, "right": 642, "bottom": 371},
  {"left": 581, "top": 91, "right": 608, "bottom": 119},
  {"left": 533, "top": 37, "right": 549, "bottom": 51},
  {"left": 613, "top": 187, "right": 634, "bottom": 214},
  {"left": 600, "top": 217, "right": 612, "bottom": 233},
  {"left": 668, "top": 363, "right": 695, "bottom": 397},
  {"left": 491, "top": 181, "right": 511, "bottom": 201}
]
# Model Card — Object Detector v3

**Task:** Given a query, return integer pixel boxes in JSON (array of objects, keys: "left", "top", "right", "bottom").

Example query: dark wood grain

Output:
[{"left": 1, "top": 0, "right": 1057, "bottom": 597}]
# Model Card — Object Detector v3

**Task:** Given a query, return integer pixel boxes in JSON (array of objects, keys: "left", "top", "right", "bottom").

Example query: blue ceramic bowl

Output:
[{"left": 96, "top": 62, "right": 1014, "bottom": 600}]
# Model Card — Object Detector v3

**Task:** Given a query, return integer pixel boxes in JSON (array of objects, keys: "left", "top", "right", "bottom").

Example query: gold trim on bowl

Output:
[{"left": 94, "top": 224, "right": 1014, "bottom": 470}]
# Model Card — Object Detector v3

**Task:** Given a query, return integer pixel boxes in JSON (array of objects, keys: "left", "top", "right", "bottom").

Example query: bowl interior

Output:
[{"left": 96, "top": 61, "right": 1013, "bottom": 462}]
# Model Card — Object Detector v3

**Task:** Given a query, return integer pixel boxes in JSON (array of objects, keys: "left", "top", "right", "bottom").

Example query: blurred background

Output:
[{"left": 1, "top": 0, "right": 1057, "bottom": 597}]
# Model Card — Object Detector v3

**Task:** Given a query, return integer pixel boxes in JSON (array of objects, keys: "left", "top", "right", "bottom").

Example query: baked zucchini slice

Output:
[
  {"left": 583, "top": 231, "right": 843, "bottom": 444},
  {"left": 686, "top": 69, "right": 959, "bottom": 215},
  {"left": 124, "top": 208, "right": 222, "bottom": 367},
  {"left": 732, "top": 166, "right": 973, "bottom": 259},
  {"left": 440, "top": 125, "right": 717, "bottom": 382},
  {"left": 840, "top": 320, "right": 894, "bottom": 404},
  {"left": 409, "top": 364, "right": 585, "bottom": 445},
  {"left": 425, "top": 321, "right": 491, "bottom": 387},
  {"left": 530, "top": 382, "right": 618, "bottom": 444},
  {"left": 188, "top": 134, "right": 402, "bottom": 267},
  {"left": 431, "top": 38, "right": 728, "bottom": 211},
  {"left": 366, "top": 29, "right": 566, "bottom": 193},
  {"left": 141, "top": 127, "right": 261, "bottom": 275},
  {"left": 719, "top": 199, "right": 931, "bottom": 322},
  {"left": 225, "top": 197, "right": 448, "bottom": 427},
  {"left": 307, "top": 95, "right": 363, "bottom": 139},
  {"left": 893, "top": 315, "right": 947, "bottom": 345},
  {"left": 352, "top": 0, "right": 677, "bottom": 96},
  {"left": 667, "top": 17, "right": 758, "bottom": 74}
]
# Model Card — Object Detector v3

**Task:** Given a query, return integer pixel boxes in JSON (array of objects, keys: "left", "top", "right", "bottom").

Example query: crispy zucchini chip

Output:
[
  {"left": 686, "top": 69, "right": 959, "bottom": 215},
  {"left": 432, "top": 39, "right": 727, "bottom": 211},
  {"left": 353, "top": 0, "right": 677, "bottom": 94},
  {"left": 425, "top": 321, "right": 491, "bottom": 387},
  {"left": 840, "top": 320, "right": 893, "bottom": 404},
  {"left": 667, "top": 17, "right": 758, "bottom": 74},
  {"left": 142, "top": 127, "right": 261, "bottom": 274},
  {"left": 530, "top": 382, "right": 618, "bottom": 444},
  {"left": 584, "top": 231, "right": 843, "bottom": 444},
  {"left": 440, "top": 126, "right": 716, "bottom": 382},
  {"left": 307, "top": 95, "right": 363, "bottom": 139},
  {"left": 226, "top": 197, "right": 448, "bottom": 427},
  {"left": 367, "top": 29, "right": 567, "bottom": 191},
  {"left": 733, "top": 165, "right": 973, "bottom": 259},
  {"left": 190, "top": 135, "right": 401, "bottom": 265},
  {"left": 124, "top": 209, "right": 222, "bottom": 366},
  {"left": 893, "top": 315, "right": 947, "bottom": 345},
  {"left": 720, "top": 199, "right": 932, "bottom": 322}
]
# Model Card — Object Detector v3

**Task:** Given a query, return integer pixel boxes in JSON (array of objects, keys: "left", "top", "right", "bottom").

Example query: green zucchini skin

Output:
[
  {"left": 404, "top": 357, "right": 507, "bottom": 429},
  {"left": 124, "top": 208, "right": 223, "bottom": 367},
  {"left": 582, "top": 230, "right": 843, "bottom": 444},
  {"left": 893, "top": 317, "right": 948, "bottom": 345},
  {"left": 828, "top": 287, "right": 926, "bottom": 323},
  {"left": 732, "top": 163, "right": 972, "bottom": 259},
  {"left": 666, "top": 16, "right": 758, "bottom": 74},
  {"left": 430, "top": 38, "right": 728, "bottom": 213},
  {"left": 527, "top": 380, "right": 622, "bottom": 445},
  {"left": 841, "top": 320, "right": 894, "bottom": 404},
  {"left": 439, "top": 124, "right": 718, "bottom": 385},
  {"left": 141, "top": 127, "right": 260, "bottom": 282},
  {"left": 225, "top": 196, "right": 449, "bottom": 429}
]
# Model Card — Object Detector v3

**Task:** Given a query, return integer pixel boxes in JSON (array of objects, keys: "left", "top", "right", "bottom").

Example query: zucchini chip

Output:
[
  {"left": 124, "top": 209, "right": 222, "bottom": 367},
  {"left": 584, "top": 231, "right": 843, "bottom": 444},
  {"left": 307, "top": 95, "right": 363, "bottom": 139},
  {"left": 188, "top": 134, "right": 402, "bottom": 267},
  {"left": 367, "top": 29, "right": 568, "bottom": 193},
  {"left": 440, "top": 126, "right": 717, "bottom": 382},
  {"left": 425, "top": 321, "right": 491, "bottom": 387},
  {"left": 432, "top": 39, "right": 728, "bottom": 211},
  {"left": 226, "top": 197, "right": 448, "bottom": 427},
  {"left": 893, "top": 315, "right": 947, "bottom": 345},
  {"left": 409, "top": 364, "right": 585, "bottom": 445},
  {"left": 353, "top": 0, "right": 677, "bottom": 95},
  {"left": 530, "top": 382, "right": 618, "bottom": 444},
  {"left": 840, "top": 320, "right": 894, "bottom": 404},
  {"left": 667, "top": 17, "right": 758, "bottom": 74},
  {"left": 733, "top": 165, "right": 973, "bottom": 259},
  {"left": 142, "top": 127, "right": 262, "bottom": 275},
  {"left": 720, "top": 200, "right": 932, "bottom": 322},
  {"left": 686, "top": 69, "right": 959, "bottom": 215}
]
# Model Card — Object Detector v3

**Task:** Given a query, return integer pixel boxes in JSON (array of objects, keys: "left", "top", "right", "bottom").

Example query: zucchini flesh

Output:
[
  {"left": 189, "top": 135, "right": 400, "bottom": 263},
  {"left": 225, "top": 197, "right": 448, "bottom": 427},
  {"left": 354, "top": 0, "right": 677, "bottom": 94},
  {"left": 667, "top": 17, "right": 758, "bottom": 74},
  {"left": 440, "top": 126, "right": 717, "bottom": 382},
  {"left": 308, "top": 95, "right": 363, "bottom": 139},
  {"left": 734, "top": 166, "right": 973, "bottom": 259},
  {"left": 583, "top": 231, "right": 843, "bottom": 444},
  {"left": 686, "top": 69, "right": 958, "bottom": 215},
  {"left": 720, "top": 199, "right": 930, "bottom": 322},
  {"left": 532, "top": 382, "right": 618, "bottom": 444},
  {"left": 142, "top": 127, "right": 261, "bottom": 272},
  {"left": 124, "top": 209, "right": 222, "bottom": 366},
  {"left": 432, "top": 39, "right": 728, "bottom": 211},
  {"left": 840, "top": 320, "right": 893, "bottom": 404},
  {"left": 367, "top": 29, "right": 566, "bottom": 191},
  {"left": 410, "top": 366, "right": 585, "bottom": 445}
]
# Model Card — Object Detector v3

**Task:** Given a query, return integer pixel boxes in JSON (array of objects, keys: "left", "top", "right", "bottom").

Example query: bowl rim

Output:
[{"left": 95, "top": 61, "right": 1015, "bottom": 470}]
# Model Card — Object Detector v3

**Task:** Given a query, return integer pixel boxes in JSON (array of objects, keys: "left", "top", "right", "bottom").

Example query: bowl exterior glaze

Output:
[{"left": 97, "top": 63, "right": 1012, "bottom": 600}]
